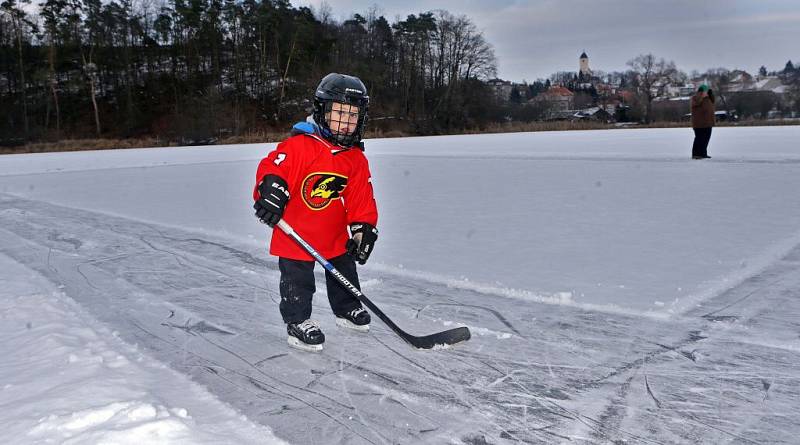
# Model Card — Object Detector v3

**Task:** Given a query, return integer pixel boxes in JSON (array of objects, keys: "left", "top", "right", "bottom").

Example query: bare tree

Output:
[
  {"left": 429, "top": 11, "right": 496, "bottom": 127},
  {"left": 703, "top": 68, "right": 732, "bottom": 112},
  {"left": 462, "top": 24, "right": 496, "bottom": 81},
  {"left": 313, "top": 1, "right": 332, "bottom": 25},
  {"left": 627, "top": 53, "right": 678, "bottom": 123},
  {"left": 40, "top": 0, "right": 63, "bottom": 137},
  {"left": 75, "top": 0, "right": 103, "bottom": 136}
]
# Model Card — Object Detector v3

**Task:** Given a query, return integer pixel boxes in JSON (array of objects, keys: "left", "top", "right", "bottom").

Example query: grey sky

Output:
[{"left": 295, "top": 0, "right": 800, "bottom": 82}]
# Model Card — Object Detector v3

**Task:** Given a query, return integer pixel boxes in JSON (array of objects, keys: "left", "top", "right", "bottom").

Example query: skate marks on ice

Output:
[
  {"left": 0, "top": 194, "right": 513, "bottom": 443},
  {"left": 2, "top": 194, "right": 800, "bottom": 444},
  {"left": 559, "top": 244, "right": 800, "bottom": 444}
]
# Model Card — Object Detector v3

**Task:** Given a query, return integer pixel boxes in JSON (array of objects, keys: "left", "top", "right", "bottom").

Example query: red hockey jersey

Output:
[{"left": 253, "top": 133, "right": 378, "bottom": 260}]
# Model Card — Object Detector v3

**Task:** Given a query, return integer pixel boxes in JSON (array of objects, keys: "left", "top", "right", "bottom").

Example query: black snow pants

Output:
[
  {"left": 692, "top": 127, "right": 712, "bottom": 158},
  {"left": 278, "top": 254, "right": 362, "bottom": 324}
]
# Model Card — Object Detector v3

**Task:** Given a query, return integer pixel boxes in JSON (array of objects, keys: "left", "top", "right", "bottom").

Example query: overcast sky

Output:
[{"left": 295, "top": 0, "right": 800, "bottom": 82}]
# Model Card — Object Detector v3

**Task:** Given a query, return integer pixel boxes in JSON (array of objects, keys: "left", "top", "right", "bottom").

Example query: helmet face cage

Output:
[
  {"left": 312, "top": 74, "right": 369, "bottom": 148},
  {"left": 316, "top": 100, "right": 368, "bottom": 147}
]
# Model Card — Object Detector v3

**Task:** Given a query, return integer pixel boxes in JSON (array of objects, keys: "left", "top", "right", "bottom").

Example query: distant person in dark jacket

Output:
[{"left": 690, "top": 84, "right": 715, "bottom": 159}]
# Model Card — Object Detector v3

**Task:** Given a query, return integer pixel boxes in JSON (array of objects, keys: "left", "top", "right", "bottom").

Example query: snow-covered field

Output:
[{"left": 1, "top": 126, "right": 799, "bottom": 443}]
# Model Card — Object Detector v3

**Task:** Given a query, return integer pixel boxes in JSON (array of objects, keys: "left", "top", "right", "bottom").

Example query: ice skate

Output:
[
  {"left": 287, "top": 320, "right": 325, "bottom": 352},
  {"left": 335, "top": 307, "right": 371, "bottom": 332}
]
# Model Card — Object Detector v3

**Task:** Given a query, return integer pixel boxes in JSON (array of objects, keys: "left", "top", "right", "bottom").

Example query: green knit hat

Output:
[{"left": 698, "top": 84, "right": 709, "bottom": 92}]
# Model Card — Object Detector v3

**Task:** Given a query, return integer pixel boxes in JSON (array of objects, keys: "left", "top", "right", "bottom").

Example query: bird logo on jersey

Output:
[{"left": 301, "top": 172, "right": 348, "bottom": 210}]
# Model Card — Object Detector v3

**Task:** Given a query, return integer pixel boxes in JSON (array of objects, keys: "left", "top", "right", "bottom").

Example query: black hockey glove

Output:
[
  {"left": 346, "top": 222, "right": 378, "bottom": 265},
  {"left": 254, "top": 174, "right": 290, "bottom": 227}
]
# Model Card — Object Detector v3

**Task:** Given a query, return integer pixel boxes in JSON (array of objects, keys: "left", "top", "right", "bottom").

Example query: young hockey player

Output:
[{"left": 253, "top": 73, "right": 379, "bottom": 352}]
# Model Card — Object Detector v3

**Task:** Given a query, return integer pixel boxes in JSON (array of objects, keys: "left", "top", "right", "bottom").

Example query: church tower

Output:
[{"left": 579, "top": 51, "right": 590, "bottom": 76}]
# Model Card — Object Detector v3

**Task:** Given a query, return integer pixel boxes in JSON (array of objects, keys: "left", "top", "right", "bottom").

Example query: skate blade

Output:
[
  {"left": 335, "top": 317, "right": 370, "bottom": 332},
  {"left": 287, "top": 336, "right": 323, "bottom": 352}
]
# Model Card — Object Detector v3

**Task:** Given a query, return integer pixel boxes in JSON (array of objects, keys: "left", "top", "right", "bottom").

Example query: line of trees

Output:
[{"left": 1, "top": 0, "right": 498, "bottom": 144}]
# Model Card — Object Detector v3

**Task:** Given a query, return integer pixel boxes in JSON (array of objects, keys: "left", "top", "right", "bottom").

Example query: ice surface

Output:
[
  {"left": 3, "top": 127, "right": 800, "bottom": 317},
  {"left": 1, "top": 126, "right": 799, "bottom": 443}
]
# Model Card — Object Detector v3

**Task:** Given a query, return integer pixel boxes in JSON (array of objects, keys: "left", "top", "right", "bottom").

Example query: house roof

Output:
[
  {"left": 487, "top": 78, "right": 511, "bottom": 86},
  {"left": 755, "top": 77, "right": 787, "bottom": 93},
  {"left": 543, "top": 86, "right": 574, "bottom": 97},
  {"left": 730, "top": 71, "right": 753, "bottom": 83}
]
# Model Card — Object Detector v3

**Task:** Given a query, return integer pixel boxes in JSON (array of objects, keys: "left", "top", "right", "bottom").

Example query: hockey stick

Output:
[{"left": 276, "top": 219, "right": 471, "bottom": 349}]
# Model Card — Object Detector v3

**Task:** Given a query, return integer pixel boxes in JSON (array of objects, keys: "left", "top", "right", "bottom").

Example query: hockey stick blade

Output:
[
  {"left": 276, "top": 220, "right": 472, "bottom": 350},
  {"left": 402, "top": 326, "right": 471, "bottom": 350},
  {"left": 357, "top": 292, "right": 471, "bottom": 349}
]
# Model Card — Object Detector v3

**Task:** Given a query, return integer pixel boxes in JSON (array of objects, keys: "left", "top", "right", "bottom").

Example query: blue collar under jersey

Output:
[{"left": 290, "top": 117, "right": 364, "bottom": 151}]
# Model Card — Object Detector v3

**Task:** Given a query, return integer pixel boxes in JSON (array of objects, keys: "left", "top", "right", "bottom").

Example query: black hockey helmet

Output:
[{"left": 312, "top": 73, "right": 369, "bottom": 147}]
